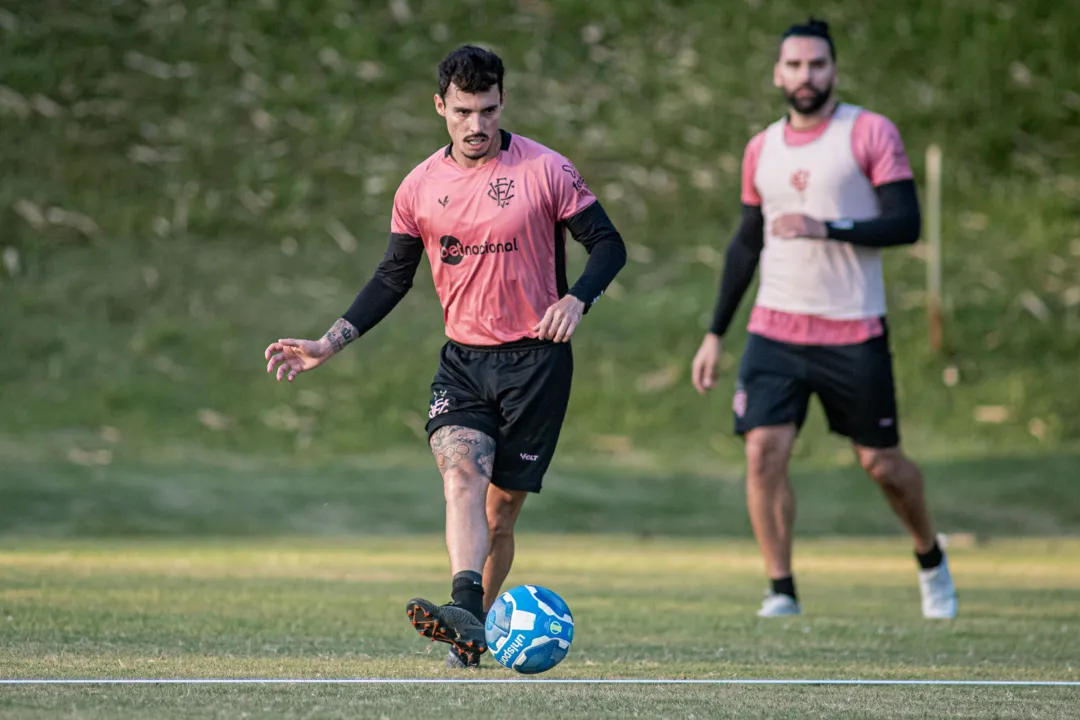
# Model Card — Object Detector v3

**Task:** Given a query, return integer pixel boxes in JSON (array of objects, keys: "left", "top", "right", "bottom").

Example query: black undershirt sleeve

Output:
[
  {"left": 825, "top": 179, "right": 921, "bottom": 247},
  {"left": 709, "top": 204, "right": 765, "bottom": 337},
  {"left": 341, "top": 232, "right": 424, "bottom": 335},
  {"left": 563, "top": 200, "right": 627, "bottom": 310},
  {"left": 709, "top": 181, "right": 920, "bottom": 336}
]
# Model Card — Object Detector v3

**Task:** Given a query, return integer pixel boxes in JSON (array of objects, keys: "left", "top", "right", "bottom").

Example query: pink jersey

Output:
[
  {"left": 391, "top": 132, "right": 597, "bottom": 346},
  {"left": 740, "top": 108, "right": 913, "bottom": 345}
]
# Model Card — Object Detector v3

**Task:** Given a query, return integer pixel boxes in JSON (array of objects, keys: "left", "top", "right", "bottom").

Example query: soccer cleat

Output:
[
  {"left": 756, "top": 591, "right": 802, "bottom": 617},
  {"left": 405, "top": 597, "right": 486, "bottom": 666},
  {"left": 445, "top": 645, "right": 480, "bottom": 669},
  {"left": 919, "top": 555, "right": 958, "bottom": 619}
]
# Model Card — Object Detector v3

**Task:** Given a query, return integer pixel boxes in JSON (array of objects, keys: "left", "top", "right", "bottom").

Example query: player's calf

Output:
[
  {"left": 857, "top": 446, "right": 935, "bottom": 546},
  {"left": 856, "top": 445, "right": 958, "bottom": 618}
]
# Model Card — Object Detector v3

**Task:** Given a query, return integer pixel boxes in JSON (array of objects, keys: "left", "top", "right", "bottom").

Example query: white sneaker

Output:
[
  {"left": 756, "top": 592, "right": 801, "bottom": 617},
  {"left": 919, "top": 556, "right": 958, "bottom": 619}
]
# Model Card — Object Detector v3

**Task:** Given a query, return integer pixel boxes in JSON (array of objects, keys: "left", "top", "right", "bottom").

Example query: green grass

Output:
[
  {"left": 1, "top": 1, "right": 1079, "bottom": 471},
  {"left": 2, "top": 537, "right": 1078, "bottom": 717},
  {"left": 4, "top": 686, "right": 1077, "bottom": 720},
  {"left": 3, "top": 451, "right": 1080, "bottom": 538}
]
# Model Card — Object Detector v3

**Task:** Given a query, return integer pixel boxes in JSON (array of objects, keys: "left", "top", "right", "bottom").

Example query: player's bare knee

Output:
[
  {"left": 745, "top": 430, "right": 793, "bottom": 481},
  {"left": 487, "top": 489, "right": 525, "bottom": 540},
  {"left": 442, "top": 466, "right": 488, "bottom": 503},
  {"left": 488, "top": 511, "right": 515, "bottom": 542},
  {"left": 488, "top": 500, "right": 516, "bottom": 539},
  {"left": 860, "top": 448, "right": 914, "bottom": 493}
]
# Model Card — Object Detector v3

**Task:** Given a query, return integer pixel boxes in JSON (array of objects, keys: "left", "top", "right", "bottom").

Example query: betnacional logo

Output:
[{"left": 439, "top": 235, "right": 520, "bottom": 265}]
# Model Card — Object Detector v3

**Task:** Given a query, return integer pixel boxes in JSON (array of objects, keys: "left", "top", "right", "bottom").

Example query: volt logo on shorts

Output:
[
  {"left": 429, "top": 390, "right": 451, "bottom": 419},
  {"left": 439, "top": 235, "right": 520, "bottom": 265},
  {"left": 519, "top": 453, "right": 539, "bottom": 462}
]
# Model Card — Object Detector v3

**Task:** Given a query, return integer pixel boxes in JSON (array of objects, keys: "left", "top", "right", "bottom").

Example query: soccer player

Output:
[
  {"left": 690, "top": 19, "right": 958, "bottom": 619},
  {"left": 264, "top": 45, "right": 626, "bottom": 665}
]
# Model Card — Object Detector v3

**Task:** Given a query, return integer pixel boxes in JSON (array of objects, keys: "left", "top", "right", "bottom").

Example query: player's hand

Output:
[
  {"left": 691, "top": 333, "right": 724, "bottom": 396},
  {"left": 534, "top": 295, "right": 585, "bottom": 343},
  {"left": 264, "top": 338, "right": 332, "bottom": 382},
  {"left": 772, "top": 213, "right": 827, "bottom": 239}
]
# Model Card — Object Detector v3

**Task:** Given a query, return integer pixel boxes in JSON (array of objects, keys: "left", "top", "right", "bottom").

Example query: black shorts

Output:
[
  {"left": 425, "top": 339, "right": 573, "bottom": 493},
  {"left": 733, "top": 329, "right": 900, "bottom": 449}
]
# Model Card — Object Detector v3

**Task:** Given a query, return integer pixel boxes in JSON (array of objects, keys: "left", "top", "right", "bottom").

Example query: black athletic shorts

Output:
[
  {"left": 733, "top": 328, "right": 900, "bottom": 449},
  {"left": 425, "top": 339, "right": 573, "bottom": 493}
]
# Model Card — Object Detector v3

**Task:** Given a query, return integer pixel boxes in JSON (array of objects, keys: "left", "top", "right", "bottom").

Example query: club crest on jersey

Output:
[
  {"left": 790, "top": 169, "right": 810, "bottom": 202},
  {"left": 488, "top": 178, "right": 515, "bottom": 208}
]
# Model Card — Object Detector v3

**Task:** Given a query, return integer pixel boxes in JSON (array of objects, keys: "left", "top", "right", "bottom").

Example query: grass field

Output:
[
  {"left": 2, "top": 537, "right": 1078, "bottom": 717},
  {"left": 5, "top": 685, "right": 1076, "bottom": 720},
  {"left": 3, "top": 451, "right": 1080, "bottom": 538}
]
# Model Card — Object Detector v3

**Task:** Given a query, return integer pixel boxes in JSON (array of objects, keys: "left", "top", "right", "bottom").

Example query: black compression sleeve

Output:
[
  {"left": 564, "top": 200, "right": 627, "bottom": 309},
  {"left": 341, "top": 232, "right": 423, "bottom": 335},
  {"left": 709, "top": 204, "right": 764, "bottom": 337},
  {"left": 825, "top": 179, "right": 921, "bottom": 247}
]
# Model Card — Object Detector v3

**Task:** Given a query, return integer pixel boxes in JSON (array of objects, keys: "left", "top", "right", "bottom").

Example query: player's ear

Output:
[
  {"left": 434, "top": 93, "right": 446, "bottom": 117},
  {"left": 773, "top": 62, "right": 783, "bottom": 89}
]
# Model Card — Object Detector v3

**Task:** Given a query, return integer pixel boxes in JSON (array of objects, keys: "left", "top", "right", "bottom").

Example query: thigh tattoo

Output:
[{"left": 429, "top": 425, "right": 495, "bottom": 477}]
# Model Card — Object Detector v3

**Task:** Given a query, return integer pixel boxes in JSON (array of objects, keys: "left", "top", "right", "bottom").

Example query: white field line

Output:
[{"left": 2, "top": 678, "right": 1078, "bottom": 687}]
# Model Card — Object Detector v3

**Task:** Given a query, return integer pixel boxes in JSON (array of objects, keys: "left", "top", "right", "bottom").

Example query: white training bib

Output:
[{"left": 753, "top": 103, "right": 886, "bottom": 319}]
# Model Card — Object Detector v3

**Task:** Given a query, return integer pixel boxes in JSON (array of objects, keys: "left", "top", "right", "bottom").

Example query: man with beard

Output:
[
  {"left": 690, "top": 18, "right": 958, "bottom": 619},
  {"left": 264, "top": 45, "right": 626, "bottom": 665}
]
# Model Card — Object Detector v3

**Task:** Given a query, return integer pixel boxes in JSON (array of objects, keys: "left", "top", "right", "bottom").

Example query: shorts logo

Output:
[
  {"left": 733, "top": 387, "right": 747, "bottom": 418},
  {"left": 429, "top": 390, "right": 451, "bottom": 419},
  {"left": 519, "top": 453, "right": 539, "bottom": 462},
  {"left": 879, "top": 418, "right": 895, "bottom": 427},
  {"left": 439, "top": 235, "right": 520, "bottom": 265}
]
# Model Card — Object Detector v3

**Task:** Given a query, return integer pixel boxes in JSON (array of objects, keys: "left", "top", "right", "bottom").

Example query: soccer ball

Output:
[{"left": 485, "top": 584, "right": 574, "bottom": 674}]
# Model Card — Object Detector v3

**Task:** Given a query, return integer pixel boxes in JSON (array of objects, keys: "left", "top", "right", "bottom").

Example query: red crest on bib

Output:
[{"left": 790, "top": 169, "right": 810, "bottom": 193}]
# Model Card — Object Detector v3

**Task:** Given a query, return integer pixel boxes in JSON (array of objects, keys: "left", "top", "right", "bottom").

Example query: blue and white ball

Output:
[{"left": 485, "top": 585, "right": 574, "bottom": 674}]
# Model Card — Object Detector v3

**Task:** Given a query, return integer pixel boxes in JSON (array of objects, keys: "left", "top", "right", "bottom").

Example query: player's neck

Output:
[{"left": 786, "top": 97, "right": 839, "bottom": 131}]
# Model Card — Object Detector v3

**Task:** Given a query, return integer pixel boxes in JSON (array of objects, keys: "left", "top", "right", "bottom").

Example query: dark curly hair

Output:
[
  {"left": 437, "top": 45, "right": 505, "bottom": 98},
  {"left": 780, "top": 17, "right": 836, "bottom": 60}
]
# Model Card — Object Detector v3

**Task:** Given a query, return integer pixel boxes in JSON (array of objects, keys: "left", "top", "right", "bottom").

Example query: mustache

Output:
[{"left": 464, "top": 133, "right": 489, "bottom": 141}]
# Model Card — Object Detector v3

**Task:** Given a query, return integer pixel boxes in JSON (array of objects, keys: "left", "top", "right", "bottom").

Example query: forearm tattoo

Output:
[
  {"left": 323, "top": 318, "right": 358, "bottom": 353},
  {"left": 430, "top": 425, "right": 495, "bottom": 478}
]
